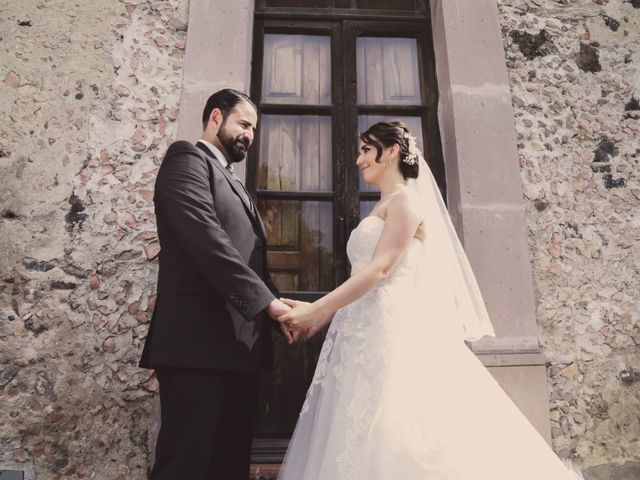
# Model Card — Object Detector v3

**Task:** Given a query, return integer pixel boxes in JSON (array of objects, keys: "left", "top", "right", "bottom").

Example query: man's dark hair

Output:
[{"left": 201, "top": 89, "right": 256, "bottom": 129}]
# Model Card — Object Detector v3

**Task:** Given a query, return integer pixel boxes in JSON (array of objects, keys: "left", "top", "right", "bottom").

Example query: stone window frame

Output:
[
  {"left": 177, "top": 0, "right": 541, "bottom": 354},
  {"left": 172, "top": 0, "right": 552, "bottom": 442}
]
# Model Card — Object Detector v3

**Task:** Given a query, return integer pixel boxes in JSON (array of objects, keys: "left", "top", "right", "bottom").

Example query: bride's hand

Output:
[
  {"left": 278, "top": 298, "right": 332, "bottom": 333},
  {"left": 301, "top": 313, "right": 333, "bottom": 341}
]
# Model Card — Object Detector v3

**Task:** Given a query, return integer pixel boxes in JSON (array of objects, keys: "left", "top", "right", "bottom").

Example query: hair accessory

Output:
[{"left": 402, "top": 131, "right": 420, "bottom": 165}]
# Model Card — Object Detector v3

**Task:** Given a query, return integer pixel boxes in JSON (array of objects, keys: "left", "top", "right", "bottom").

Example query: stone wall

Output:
[
  {"left": 0, "top": 0, "right": 187, "bottom": 478},
  {"left": 1, "top": 0, "right": 638, "bottom": 479},
  {"left": 498, "top": 0, "right": 640, "bottom": 477}
]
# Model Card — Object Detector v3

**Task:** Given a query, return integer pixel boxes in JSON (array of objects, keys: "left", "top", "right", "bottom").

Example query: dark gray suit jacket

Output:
[{"left": 140, "top": 141, "right": 278, "bottom": 372}]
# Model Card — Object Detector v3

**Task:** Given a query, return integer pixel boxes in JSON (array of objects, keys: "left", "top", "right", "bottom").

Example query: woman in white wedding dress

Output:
[{"left": 276, "top": 122, "right": 581, "bottom": 480}]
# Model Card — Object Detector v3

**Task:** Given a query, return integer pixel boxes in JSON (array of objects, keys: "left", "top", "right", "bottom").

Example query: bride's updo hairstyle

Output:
[{"left": 359, "top": 121, "right": 420, "bottom": 180}]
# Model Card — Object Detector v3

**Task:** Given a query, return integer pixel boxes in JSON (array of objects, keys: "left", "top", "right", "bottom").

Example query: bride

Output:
[{"left": 276, "top": 121, "right": 582, "bottom": 479}]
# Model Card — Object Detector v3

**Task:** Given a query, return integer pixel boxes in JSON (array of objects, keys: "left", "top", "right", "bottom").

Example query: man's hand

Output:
[
  {"left": 278, "top": 298, "right": 333, "bottom": 342},
  {"left": 267, "top": 298, "right": 291, "bottom": 320},
  {"left": 268, "top": 299, "right": 301, "bottom": 345},
  {"left": 279, "top": 322, "right": 307, "bottom": 345}
]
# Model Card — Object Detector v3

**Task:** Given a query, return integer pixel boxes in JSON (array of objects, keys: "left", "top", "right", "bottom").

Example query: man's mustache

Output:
[{"left": 235, "top": 136, "right": 250, "bottom": 149}]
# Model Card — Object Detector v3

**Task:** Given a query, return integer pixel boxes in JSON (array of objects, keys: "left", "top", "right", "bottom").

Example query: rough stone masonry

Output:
[
  {"left": 0, "top": 0, "right": 187, "bottom": 478},
  {"left": 498, "top": 0, "right": 640, "bottom": 478},
  {"left": 0, "top": 0, "right": 638, "bottom": 479}
]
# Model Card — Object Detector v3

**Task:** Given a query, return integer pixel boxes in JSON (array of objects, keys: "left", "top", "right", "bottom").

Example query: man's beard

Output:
[{"left": 218, "top": 124, "right": 250, "bottom": 163}]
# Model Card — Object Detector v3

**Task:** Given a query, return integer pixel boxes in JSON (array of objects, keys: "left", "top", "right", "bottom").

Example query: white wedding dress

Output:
[{"left": 278, "top": 215, "right": 580, "bottom": 480}]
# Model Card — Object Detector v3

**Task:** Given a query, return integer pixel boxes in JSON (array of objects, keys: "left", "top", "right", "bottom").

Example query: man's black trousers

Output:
[{"left": 149, "top": 367, "right": 260, "bottom": 480}]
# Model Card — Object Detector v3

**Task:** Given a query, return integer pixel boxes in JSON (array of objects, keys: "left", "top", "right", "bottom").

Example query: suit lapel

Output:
[{"left": 195, "top": 142, "right": 268, "bottom": 241}]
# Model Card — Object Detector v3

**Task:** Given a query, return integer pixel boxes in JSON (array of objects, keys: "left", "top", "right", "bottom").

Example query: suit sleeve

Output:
[
  {"left": 263, "top": 273, "right": 285, "bottom": 335},
  {"left": 154, "top": 142, "right": 275, "bottom": 320}
]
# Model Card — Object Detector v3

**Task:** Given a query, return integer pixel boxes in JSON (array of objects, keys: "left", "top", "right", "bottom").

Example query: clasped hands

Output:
[{"left": 267, "top": 298, "right": 332, "bottom": 344}]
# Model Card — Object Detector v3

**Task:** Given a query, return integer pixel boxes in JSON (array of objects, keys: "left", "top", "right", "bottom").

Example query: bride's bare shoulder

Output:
[{"left": 386, "top": 188, "right": 422, "bottom": 221}]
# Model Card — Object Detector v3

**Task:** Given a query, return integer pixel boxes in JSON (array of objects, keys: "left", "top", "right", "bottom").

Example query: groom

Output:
[{"left": 140, "top": 89, "right": 295, "bottom": 479}]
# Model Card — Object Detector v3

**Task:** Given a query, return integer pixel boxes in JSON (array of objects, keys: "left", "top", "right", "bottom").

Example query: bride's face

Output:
[{"left": 356, "top": 140, "right": 388, "bottom": 186}]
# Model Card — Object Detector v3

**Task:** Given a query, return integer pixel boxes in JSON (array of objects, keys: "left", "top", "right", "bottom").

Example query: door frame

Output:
[{"left": 247, "top": 6, "right": 441, "bottom": 462}]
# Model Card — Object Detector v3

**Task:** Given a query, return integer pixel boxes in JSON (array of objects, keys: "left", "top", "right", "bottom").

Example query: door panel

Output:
[
  {"left": 357, "top": 37, "right": 421, "bottom": 105},
  {"left": 259, "top": 199, "right": 334, "bottom": 292},
  {"left": 250, "top": 11, "right": 438, "bottom": 462},
  {"left": 263, "top": 34, "right": 332, "bottom": 105},
  {"left": 255, "top": 199, "right": 333, "bottom": 436},
  {"left": 258, "top": 115, "right": 333, "bottom": 192}
]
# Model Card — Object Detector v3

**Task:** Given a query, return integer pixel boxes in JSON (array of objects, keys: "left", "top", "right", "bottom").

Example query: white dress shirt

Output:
[
  {"left": 198, "top": 139, "right": 228, "bottom": 169},
  {"left": 198, "top": 139, "right": 253, "bottom": 208}
]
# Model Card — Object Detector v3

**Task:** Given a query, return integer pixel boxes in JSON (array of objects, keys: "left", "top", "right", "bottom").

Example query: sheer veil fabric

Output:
[{"left": 409, "top": 156, "right": 495, "bottom": 342}]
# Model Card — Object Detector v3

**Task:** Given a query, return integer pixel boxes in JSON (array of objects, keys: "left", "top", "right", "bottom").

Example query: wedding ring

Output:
[{"left": 286, "top": 321, "right": 293, "bottom": 328}]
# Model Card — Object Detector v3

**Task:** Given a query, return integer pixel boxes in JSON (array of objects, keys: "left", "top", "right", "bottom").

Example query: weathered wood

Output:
[
  {"left": 259, "top": 115, "right": 332, "bottom": 191},
  {"left": 267, "top": 251, "right": 302, "bottom": 269},
  {"left": 260, "top": 200, "right": 333, "bottom": 293},
  {"left": 262, "top": 34, "right": 331, "bottom": 105},
  {"left": 249, "top": 0, "right": 440, "bottom": 460},
  {"left": 256, "top": 190, "right": 334, "bottom": 200},
  {"left": 265, "top": 0, "right": 329, "bottom": 8}
]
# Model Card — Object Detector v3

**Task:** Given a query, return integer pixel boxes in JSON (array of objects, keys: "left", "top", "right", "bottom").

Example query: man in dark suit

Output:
[{"left": 140, "top": 89, "right": 295, "bottom": 479}]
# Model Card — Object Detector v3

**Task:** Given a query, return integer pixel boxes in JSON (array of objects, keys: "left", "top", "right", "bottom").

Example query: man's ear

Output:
[{"left": 209, "top": 108, "right": 223, "bottom": 129}]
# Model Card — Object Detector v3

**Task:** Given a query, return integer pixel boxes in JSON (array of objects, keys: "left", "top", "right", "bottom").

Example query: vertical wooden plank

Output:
[
  {"left": 247, "top": 17, "right": 265, "bottom": 197},
  {"left": 342, "top": 21, "right": 361, "bottom": 262},
  {"left": 282, "top": 200, "right": 300, "bottom": 249},
  {"left": 319, "top": 37, "right": 332, "bottom": 105},
  {"left": 266, "top": 116, "right": 282, "bottom": 190},
  {"left": 300, "top": 202, "right": 320, "bottom": 290},
  {"left": 272, "top": 272, "right": 297, "bottom": 291},
  {"left": 258, "top": 115, "right": 271, "bottom": 190},
  {"left": 356, "top": 37, "right": 366, "bottom": 104},
  {"left": 318, "top": 202, "right": 333, "bottom": 289},
  {"left": 382, "top": 38, "right": 420, "bottom": 102},
  {"left": 272, "top": 41, "right": 297, "bottom": 96},
  {"left": 384, "top": 39, "right": 405, "bottom": 99},
  {"left": 269, "top": 199, "right": 283, "bottom": 246},
  {"left": 332, "top": 20, "right": 348, "bottom": 290},
  {"left": 263, "top": 34, "right": 331, "bottom": 105},
  {"left": 301, "top": 36, "right": 317, "bottom": 104},
  {"left": 260, "top": 115, "right": 333, "bottom": 193},
  {"left": 264, "top": 35, "right": 304, "bottom": 102},
  {"left": 358, "top": 37, "right": 421, "bottom": 105},
  {"left": 319, "top": 117, "right": 332, "bottom": 190},
  {"left": 300, "top": 117, "right": 317, "bottom": 191},
  {"left": 370, "top": 38, "right": 384, "bottom": 104},
  {"left": 290, "top": 117, "right": 302, "bottom": 191},
  {"left": 299, "top": 116, "right": 332, "bottom": 192},
  {"left": 270, "top": 116, "right": 300, "bottom": 191}
]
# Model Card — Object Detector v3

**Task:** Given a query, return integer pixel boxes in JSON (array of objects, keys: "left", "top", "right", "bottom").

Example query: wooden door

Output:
[
  {"left": 248, "top": 5, "right": 441, "bottom": 461},
  {"left": 250, "top": 32, "right": 341, "bottom": 458}
]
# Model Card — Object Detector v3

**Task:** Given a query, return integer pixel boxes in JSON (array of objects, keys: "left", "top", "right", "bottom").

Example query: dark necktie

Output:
[{"left": 225, "top": 163, "right": 255, "bottom": 214}]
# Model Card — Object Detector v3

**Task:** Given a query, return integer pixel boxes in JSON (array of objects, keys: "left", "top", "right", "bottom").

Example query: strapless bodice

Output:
[{"left": 346, "top": 216, "right": 422, "bottom": 280}]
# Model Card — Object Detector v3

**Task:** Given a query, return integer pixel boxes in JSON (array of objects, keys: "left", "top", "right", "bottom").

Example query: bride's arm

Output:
[{"left": 280, "top": 193, "right": 421, "bottom": 329}]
